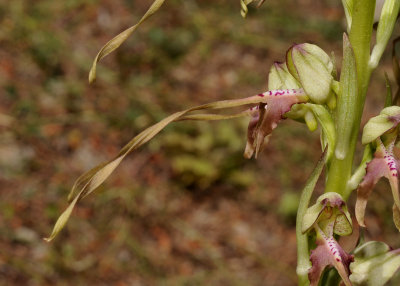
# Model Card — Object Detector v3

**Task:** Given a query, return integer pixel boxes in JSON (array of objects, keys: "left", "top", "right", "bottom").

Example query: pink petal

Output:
[
  {"left": 309, "top": 226, "right": 354, "bottom": 286},
  {"left": 356, "top": 140, "right": 400, "bottom": 228},
  {"left": 244, "top": 89, "right": 307, "bottom": 158}
]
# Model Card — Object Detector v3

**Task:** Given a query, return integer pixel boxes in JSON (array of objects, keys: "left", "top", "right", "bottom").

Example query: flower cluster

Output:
[
  {"left": 357, "top": 106, "right": 400, "bottom": 230},
  {"left": 244, "top": 43, "right": 335, "bottom": 158},
  {"left": 302, "top": 193, "right": 354, "bottom": 286}
]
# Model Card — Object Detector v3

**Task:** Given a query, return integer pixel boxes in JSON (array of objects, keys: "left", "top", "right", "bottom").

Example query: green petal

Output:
[
  {"left": 286, "top": 43, "right": 333, "bottom": 103},
  {"left": 361, "top": 106, "right": 400, "bottom": 144},
  {"left": 302, "top": 192, "right": 352, "bottom": 236},
  {"left": 268, "top": 62, "right": 301, "bottom": 90}
]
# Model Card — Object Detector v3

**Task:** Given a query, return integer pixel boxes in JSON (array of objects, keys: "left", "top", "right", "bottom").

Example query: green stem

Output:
[
  {"left": 325, "top": 0, "right": 375, "bottom": 199},
  {"left": 296, "top": 151, "right": 327, "bottom": 286}
]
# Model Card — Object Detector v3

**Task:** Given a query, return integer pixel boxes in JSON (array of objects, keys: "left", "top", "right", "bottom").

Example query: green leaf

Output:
[
  {"left": 296, "top": 149, "right": 327, "bottom": 281},
  {"left": 350, "top": 241, "right": 400, "bottom": 286},
  {"left": 335, "top": 33, "right": 358, "bottom": 160},
  {"left": 341, "top": 0, "right": 353, "bottom": 31},
  {"left": 45, "top": 93, "right": 271, "bottom": 241},
  {"left": 370, "top": 0, "right": 400, "bottom": 69},
  {"left": 88, "top": 0, "right": 166, "bottom": 83}
]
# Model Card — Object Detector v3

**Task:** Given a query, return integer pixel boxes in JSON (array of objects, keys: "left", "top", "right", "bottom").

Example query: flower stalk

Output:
[{"left": 325, "top": 0, "right": 376, "bottom": 199}]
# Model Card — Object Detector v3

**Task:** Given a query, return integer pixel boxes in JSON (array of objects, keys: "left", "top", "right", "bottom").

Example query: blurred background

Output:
[{"left": 1, "top": 0, "right": 400, "bottom": 285}]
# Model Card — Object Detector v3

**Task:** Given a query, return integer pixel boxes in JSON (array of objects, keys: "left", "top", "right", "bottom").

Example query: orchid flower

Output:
[
  {"left": 355, "top": 138, "right": 400, "bottom": 231},
  {"left": 244, "top": 88, "right": 308, "bottom": 158},
  {"left": 244, "top": 43, "right": 336, "bottom": 158},
  {"left": 302, "top": 192, "right": 354, "bottom": 286},
  {"left": 357, "top": 105, "right": 400, "bottom": 231}
]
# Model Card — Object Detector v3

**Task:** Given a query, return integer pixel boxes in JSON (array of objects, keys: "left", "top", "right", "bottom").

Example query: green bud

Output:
[
  {"left": 326, "top": 91, "right": 337, "bottom": 110},
  {"left": 302, "top": 192, "right": 352, "bottom": 236},
  {"left": 286, "top": 43, "right": 334, "bottom": 104},
  {"left": 305, "top": 110, "right": 318, "bottom": 132},
  {"left": 361, "top": 106, "right": 400, "bottom": 144},
  {"left": 370, "top": 0, "right": 400, "bottom": 69}
]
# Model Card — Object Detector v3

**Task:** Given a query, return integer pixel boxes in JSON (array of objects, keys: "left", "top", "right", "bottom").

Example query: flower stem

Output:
[{"left": 325, "top": 0, "right": 375, "bottom": 199}]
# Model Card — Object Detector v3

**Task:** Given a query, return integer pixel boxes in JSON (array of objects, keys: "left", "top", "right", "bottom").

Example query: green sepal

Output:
[
  {"left": 307, "top": 104, "right": 336, "bottom": 161},
  {"left": 284, "top": 104, "right": 317, "bottom": 132},
  {"left": 302, "top": 192, "right": 352, "bottom": 236},
  {"left": 286, "top": 103, "right": 335, "bottom": 159},
  {"left": 362, "top": 106, "right": 400, "bottom": 144},
  {"left": 286, "top": 43, "right": 334, "bottom": 104},
  {"left": 268, "top": 62, "right": 301, "bottom": 90},
  {"left": 350, "top": 241, "right": 400, "bottom": 286}
]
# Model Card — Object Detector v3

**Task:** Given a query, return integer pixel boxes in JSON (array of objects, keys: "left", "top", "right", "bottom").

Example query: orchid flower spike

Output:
[
  {"left": 356, "top": 138, "right": 400, "bottom": 231},
  {"left": 302, "top": 192, "right": 354, "bottom": 286}
]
